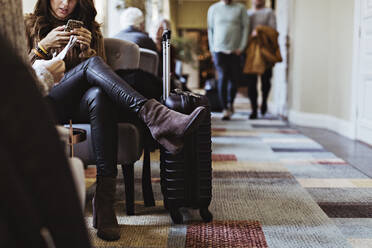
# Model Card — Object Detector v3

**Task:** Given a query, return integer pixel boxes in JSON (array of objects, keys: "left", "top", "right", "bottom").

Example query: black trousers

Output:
[
  {"left": 47, "top": 57, "right": 162, "bottom": 177},
  {"left": 212, "top": 52, "right": 241, "bottom": 109},
  {"left": 247, "top": 68, "right": 273, "bottom": 112}
]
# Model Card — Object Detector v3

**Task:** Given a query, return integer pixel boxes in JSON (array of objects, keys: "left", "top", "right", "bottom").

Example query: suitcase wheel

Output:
[
  {"left": 199, "top": 208, "right": 213, "bottom": 222},
  {"left": 170, "top": 209, "right": 183, "bottom": 224}
]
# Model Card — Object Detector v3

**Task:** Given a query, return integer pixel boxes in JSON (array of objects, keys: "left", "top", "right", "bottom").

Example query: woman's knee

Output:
[
  {"left": 86, "top": 56, "right": 105, "bottom": 66},
  {"left": 83, "top": 86, "right": 104, "bottom": 102},
  {"left": 81, "top": 87, "right": 112, "bottom": 113}
]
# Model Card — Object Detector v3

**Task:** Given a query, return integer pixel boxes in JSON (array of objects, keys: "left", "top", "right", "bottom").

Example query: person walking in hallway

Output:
[
  {"left": 208, "top": 0, "right": 249, "bottom": 120},
  {"left": 246, "top": 0, "right": 277, "bottom": 119}
]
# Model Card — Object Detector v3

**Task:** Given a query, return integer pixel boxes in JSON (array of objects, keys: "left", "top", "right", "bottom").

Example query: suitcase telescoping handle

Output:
[{"left": 162, "top": 29, "right": 171, "bottom": 100}]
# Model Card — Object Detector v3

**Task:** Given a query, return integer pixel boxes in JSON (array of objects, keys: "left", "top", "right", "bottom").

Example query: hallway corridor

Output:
[
  {"left": 84, "top": 96, "right": 372, "bottom": 247},
  {"left": 211, "top": 97, "right": 372, "bottom": 248}
]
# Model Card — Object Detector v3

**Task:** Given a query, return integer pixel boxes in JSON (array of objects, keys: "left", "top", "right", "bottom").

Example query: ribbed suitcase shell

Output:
[{"left": 160, "top": 91, "right": 213, "bottom": 224}]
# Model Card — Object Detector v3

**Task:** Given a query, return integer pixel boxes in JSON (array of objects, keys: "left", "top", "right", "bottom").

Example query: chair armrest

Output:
[
  {"left": 68, "top": 157, "right": 86, "bottom": 211},
  {"left": 139, "top": 48, "right": 159, "bottom": 75},
  {"left": 104, "top": 38, "right": 140, "bottom": 70},
  {"left": 55, "top": 125, "right": 85, "bottom": 210}
]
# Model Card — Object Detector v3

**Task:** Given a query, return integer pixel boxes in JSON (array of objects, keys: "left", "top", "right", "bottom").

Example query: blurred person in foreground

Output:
[{"left": 0, "top": 0, "right": 91, "bottom": 247}]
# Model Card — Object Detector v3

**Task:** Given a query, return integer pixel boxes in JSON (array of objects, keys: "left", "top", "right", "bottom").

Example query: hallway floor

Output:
[
  {"left": 298, "top": 126, "right": 372, "bottom": 179},
  {"left": 85, "top": 97, "right": 372, "bottom": 248}
]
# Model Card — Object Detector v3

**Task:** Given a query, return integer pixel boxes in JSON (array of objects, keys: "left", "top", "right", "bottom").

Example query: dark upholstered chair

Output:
[
  {"left": 71, "top": 38, "right": 155, "bottom": 215},
  {"left": 139, "top": 48, "right": 159, "bottom": 75}
]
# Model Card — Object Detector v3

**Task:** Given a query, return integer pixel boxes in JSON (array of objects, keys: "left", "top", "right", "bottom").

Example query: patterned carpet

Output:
[{"left": 84, "top": 97, "right": 372, "bottom": 248}]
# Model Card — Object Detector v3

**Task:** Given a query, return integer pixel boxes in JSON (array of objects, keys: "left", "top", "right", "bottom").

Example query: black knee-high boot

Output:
[{"left": 92, "top": 176, "right": 119, "bottom": 241}]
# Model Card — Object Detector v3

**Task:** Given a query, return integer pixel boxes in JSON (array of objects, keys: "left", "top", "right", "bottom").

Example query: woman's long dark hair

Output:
[{"left": 27, "top": 0, "right": 100, "bottom": 41}]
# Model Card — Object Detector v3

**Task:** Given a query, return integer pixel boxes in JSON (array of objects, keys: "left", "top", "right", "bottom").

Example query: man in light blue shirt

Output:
[{"left": 208, "top": 0, "right": 249, "bottom": 120}]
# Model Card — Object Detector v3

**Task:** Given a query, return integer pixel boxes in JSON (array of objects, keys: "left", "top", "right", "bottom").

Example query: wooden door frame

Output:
[
  {"left": 269, "top": 0, "right": 291, "bottom": 117},
  {"left": 271, "top": 0, "right": 276, "bottom": 9}
]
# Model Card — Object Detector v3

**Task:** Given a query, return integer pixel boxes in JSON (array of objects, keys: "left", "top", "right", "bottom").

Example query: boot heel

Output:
[
  {"left": 93, "top": 177, "right": 120, "bottom": 241},
  {"left": 92, "top": 197, "right": 97, "bottom": 229}
]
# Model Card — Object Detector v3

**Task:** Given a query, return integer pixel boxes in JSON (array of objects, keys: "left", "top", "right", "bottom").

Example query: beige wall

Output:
[
  {"left": 327, "top": 0, "right": 354, "bottom": 120},
  {"left": 174, "top": 0, "right": 251, "bottom": 30},
  {"left": 23, "top": 0, "right": 37, "bottom": 13},
  {"left": 288, "top": 0, "right": 354, "bottom": 121},
  {"left": 176, "top": 1, "right": 213, "bottom": 29}
]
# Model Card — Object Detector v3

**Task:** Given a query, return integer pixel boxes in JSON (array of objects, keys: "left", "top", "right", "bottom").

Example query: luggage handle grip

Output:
[
  {"left": 162, "top": 30, "right": 171, "bottom": 41},
  {"left": 162, "top": 30, "right": 171, "bottom": 100}
]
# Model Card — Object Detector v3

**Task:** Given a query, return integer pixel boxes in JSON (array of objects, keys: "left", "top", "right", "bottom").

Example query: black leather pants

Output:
[
  {"left": 48, "top": 56, "right": 148, "bottom": 116},
  {"left": 80, "top": 88, "right": 118, "bottom": 177},
  {"left": 47, "top": 86, "right": 119, "bottom": 177},
  {"left": 47, "top": 56, "right": 153, "bottom": 177},
  {"left": 212, "top": 52, "right": 241, "bottom": 109}
]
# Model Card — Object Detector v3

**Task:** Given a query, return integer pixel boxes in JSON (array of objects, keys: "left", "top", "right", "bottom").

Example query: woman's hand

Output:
[
  {"left": 43, "top": 57, "right": 66, "bottom": 83},
  {"left": 234, "top": 49, "right": 242, "bottom": 56},
  {"left": 39, "top": 26, "right": 71, "bottom": 50},
  {"left": 72, "top": 27, "right": 92, "bottom": 51}
]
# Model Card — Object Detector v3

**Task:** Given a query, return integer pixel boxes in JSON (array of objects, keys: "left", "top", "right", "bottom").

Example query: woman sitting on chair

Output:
[{"left": 25, "top": 0, "right": 206, "bottom": 242}]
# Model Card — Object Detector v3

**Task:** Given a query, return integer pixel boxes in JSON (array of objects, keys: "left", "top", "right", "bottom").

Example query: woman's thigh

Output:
[
  {"left": 46, "top": 81, "right": 91, "bottom": 124},
  {"left": 115, "top": 69, "right": 162, "bottom": 101}
]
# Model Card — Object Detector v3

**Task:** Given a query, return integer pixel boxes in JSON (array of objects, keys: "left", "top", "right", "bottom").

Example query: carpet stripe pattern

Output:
[
  {"left": 185, "top": 221, "right": 268, "bottom": 248},
  {"left": 84, "top": 97, "right": 370, "bottom": 247}
]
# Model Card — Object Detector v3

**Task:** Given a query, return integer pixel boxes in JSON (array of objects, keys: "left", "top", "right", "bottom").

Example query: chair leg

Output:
[
  {"left": 142, "top": 146, "right": 155, "bottom": 207},
  {"left": 121, "top": 163, "right": 135, "bottom": 215}
]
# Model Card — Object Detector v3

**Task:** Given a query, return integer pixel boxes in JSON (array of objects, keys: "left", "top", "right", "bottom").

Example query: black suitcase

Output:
[{"left": 160, "top": 30, "right": 213, "bottom": 224}]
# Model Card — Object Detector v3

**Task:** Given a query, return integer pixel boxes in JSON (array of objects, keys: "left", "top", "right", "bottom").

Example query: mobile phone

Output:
[{"left": 64, "top": 19, "right": 84, "bottom": 32}]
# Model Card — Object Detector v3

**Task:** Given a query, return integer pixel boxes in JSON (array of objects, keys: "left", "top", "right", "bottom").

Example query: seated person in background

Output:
[
  {"left": 114, "top": 7, "right": 157, "bottom": 52},
  {"left": 150, "top": 18, "right": 189, "bottom": 91},
  {"left": 112, "top": 7, "right": 163, "bottom": 96},
  {"left": 25, "top": 0, "right": 206, "bottom": 242},
  {"left": 151, "top": 18, "right": 175, "bottom": 78},
  {"left": 0, "top": 0, "right": 90, "bottom": 247},
  {"left": 150, "top": 18, "right": 182, "bottom": 87}
]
